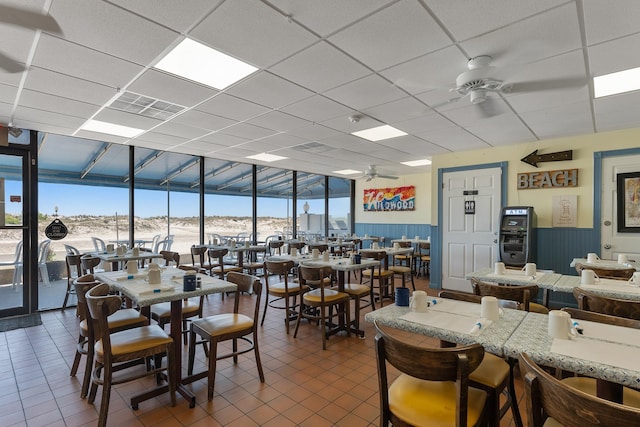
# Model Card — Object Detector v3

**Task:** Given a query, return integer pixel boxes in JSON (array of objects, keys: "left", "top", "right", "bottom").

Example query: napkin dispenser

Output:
[{"left": 183, "top": 270, "right": 197, "bottom": 291}]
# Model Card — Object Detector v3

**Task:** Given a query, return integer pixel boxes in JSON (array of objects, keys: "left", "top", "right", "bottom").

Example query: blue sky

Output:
[{"left": 5, "top": 180, "right": 347, "bottom": 218}]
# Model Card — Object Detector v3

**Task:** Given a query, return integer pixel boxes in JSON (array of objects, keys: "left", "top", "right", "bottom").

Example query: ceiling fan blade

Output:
[
  {"left": 365, "top": 176, "right": 373, "bottom": 182},
  {"left": 0, "top": 5, "right": 62, "bottom": 34},
  {"left": 0, "top": 52, "right": 25, "bottom": 73},
  {"left": 377, "top": 175, "right": 398, "bottom": 180},
  {"left": 506, "top": 77, "right": 587, "bottom": 94}
]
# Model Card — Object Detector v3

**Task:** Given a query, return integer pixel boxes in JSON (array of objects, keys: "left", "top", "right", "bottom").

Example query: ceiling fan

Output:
[
  {"left": 440, "top": 55, "right": 587, "bottom": 117},
  {"left": 360, "top": 165, "right": 398, "bottom": 182},
  {"left": 0, "top": 4, "right": 62, "bottom": 72}
]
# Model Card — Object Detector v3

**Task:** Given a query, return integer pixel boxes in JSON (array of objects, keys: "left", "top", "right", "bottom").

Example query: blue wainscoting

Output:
[
  {"left": 354, "top": 223, "right": 432, "bottom": 248},
  {"left": 535, "top": 227, "right": 598, "bottom": 276},
  {"left": 356, "top": 223, "right": 596, "bottom": 307}
]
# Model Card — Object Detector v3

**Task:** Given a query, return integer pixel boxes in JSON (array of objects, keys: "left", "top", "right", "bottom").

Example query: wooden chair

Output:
[
  {"left": 80, "top": 254, "right": 102, "bottom": 274},
  {"left": 575, "top": 263, "right": 635, "bottom": 280},
  {"left": 360, "top": 250, "right": 395, "bottom": 309},
  {"left": 294, "top": 265, "right": 351, "bottom": 350},
  {"left": 189, "top": 245, "right": 211, "bottom": 274},
  {"left": 267, "top": 238, "right": 285, "bottom": 256},
  {"left": 69, "top": 274, "right": 148, "bottom": 399},
  {"left": 418, "top": 241, "right": 431, "bottom": 277},
  {"left": 388, "top": 242, "right": 416, "bottom": 291},
  {"left": 288, "top": 241, "right": 306, "bottom": 255},
  {"left": 519, "top": 352, "right": 640, "bottom": 427},
  {"left": 63, "top": 253, "right": 83, "bottom": 309},
  {"left": 471, "top": 278, "right": 549, "bottom": 314},
  {"left": 208, "top": 248, "right": 243, "bottom": 279},
  {"left": 187, "top": 272, "right": 265, "bottom": 400},
  {"left": 374, "top": 321, "right": 487, "bottom": 427},
  {"left": 573, "top": 287, "right": 640, "bottom": 320},
  {"left": 159, "top": 250, "right": 180, "bottom": 266},
  {"left": 438, "top": 289, "right": 523, "bottom": 427},
  {"left": 85, "top": 283, "right": 175, "bottom": 427},
  {"left": 559, "top": 307, "right": 640, "bottom": 408},
  {"left": 261, "top": 260, "right": 308, "bottom": 334}
]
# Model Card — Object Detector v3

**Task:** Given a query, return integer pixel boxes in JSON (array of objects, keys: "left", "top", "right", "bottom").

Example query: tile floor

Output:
[{"left": 0, "top": 275, "right": 525, "bottom": 426}]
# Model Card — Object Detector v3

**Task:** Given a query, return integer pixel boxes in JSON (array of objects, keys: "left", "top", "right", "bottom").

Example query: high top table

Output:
[
  {"left": 96, "top": 267, "right": 236, "bottom": 408},
  {"left": 95, "top": 250, "right": 164, "bottom": 271}
]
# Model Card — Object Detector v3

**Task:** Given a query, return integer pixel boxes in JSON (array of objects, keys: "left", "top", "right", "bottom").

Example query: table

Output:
[
  {"left": 95, "top": 250, "right": 164, "bottom": 271},
  {"left": 570, "top": 258, "right": 640, "bottom": 271},
  {"left": 503, "top": 312, "right": 640, "bottom": 401},
  {"left": 553, "top": 275, "right": 640, "bottom": 301},
  {"left": 207, "top": 244, "right": 266, "bottom": 268},
  {"left": 268, "top": 254, "right": 379, "bottom": 337},
  {"left": 361, "top": 246, "right": 413, "bottom": 270},
  {"left": 365, "top": 298, "right": 527, "bottom": 356},
  {"left": 96, "top": 267, "right": 236, "bottom": 407},
  {"left": 467, "top": 267, "right": 563, "bottom": 306}
]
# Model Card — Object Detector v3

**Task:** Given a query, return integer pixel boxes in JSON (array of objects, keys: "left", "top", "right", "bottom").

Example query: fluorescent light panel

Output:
[
  {"left": 246, "top": 153, "right": 287, "bottom": 162},
  {"left": 155, "top": 38, "right": 258, "bottom": 90},
  {"left": 79, "top": 120, "right": 144, "bottom": 138},
  {"left": 594, "top": 66, "right": 640, "bottom": 98},
  {"left": 402, "top": 159, "right": 432, "bottom": 167},
  {"left": 351, "top": 125, "right": 407, "bottom": 141},
  {"left": 333, "top": 169, "right": 361, "bottom": 175}
]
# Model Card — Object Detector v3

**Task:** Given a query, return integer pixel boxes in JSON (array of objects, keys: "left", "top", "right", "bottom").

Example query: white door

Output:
[
  {"left": 601, "top": 154, "right": 640, "bottom": 261},
  {"left": 442, "top": 167, "right": 502, "bottom": 292}
]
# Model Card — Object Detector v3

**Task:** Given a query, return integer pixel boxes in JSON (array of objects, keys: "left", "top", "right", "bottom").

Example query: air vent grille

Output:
[{"left": 110, "top": 91, "right": 185, "bottom": 120}]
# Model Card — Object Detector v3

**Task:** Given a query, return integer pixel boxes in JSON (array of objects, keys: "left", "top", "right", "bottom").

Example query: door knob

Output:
[
  {"left": 604, "top": 244, "right": 612, "bottom": 249},
  {"left": 493, "top": 239, "right": 498, "bottom": 244}
]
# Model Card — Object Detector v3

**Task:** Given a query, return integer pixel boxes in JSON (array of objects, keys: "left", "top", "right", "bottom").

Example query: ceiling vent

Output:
[
  {"left": 109, "top": 91, "right": 185, "bottom": 120},
  {"left": 292, "top": 142, "right": 332, "bottom": 154}
]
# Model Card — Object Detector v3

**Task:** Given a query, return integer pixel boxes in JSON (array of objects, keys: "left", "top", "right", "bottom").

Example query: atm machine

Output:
[{"left": 499, "top": 206, "right": 536, "bottom": 267}]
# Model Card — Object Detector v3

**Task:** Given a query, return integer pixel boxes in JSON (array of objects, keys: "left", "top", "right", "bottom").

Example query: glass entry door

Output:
[{"left": 0, "top": 149, "right": 30, "bottom": 316}]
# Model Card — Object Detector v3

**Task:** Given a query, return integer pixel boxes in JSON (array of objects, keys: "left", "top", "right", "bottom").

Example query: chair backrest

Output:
[
  {"left": 64, "top": 244, "right": 80, "bottom": 255},
  {"left": 471, "top": 278, "right": 540, "bottom": 312},
  {"left": 438, "top": 290, "right": 483, "bottom": 304},
  {"left": 575, "top": 263, "right": 635, "bottom": 280},
  {"left": 73, "top": 274, "right": 100, "bottom": 323},
  {"left": 159, "top": 250, "right": 180, "bottom": 266},
  {"left": 374, "top": 321, "right": 484, "bottom": 427},
  {"left": 226, "top": 272, "right": 262, "bottom": 317},
  {"left": 519, "top": 352, "right": 640, "bottom": 426},
  {"left": 86, "top": 283, "right": 123, "bottom": 355},
  {"left": 80, "top": 254, "right": 101, "bottom": 274},
  {"left": 573, "top": 287, "right": 640, "bottom": 320},
  {"left": 155, "top": 236, "right": 173, "bottom": 253},
  {"left": 190, "top": 245, "right": 208, "bottom": 266},
  {"left": 267, "top": 238, "right": 284, "bottom": 255},
  {"left": 10, "top": 241, "right": 23, "bottom": 264},
  {"left": 360, "top": 250, "right": 387, "bottom": 261},
  {"left": 91, "top": 237, "right": 106, "bottom": 252},
  {"left": 298, "top": 265, "right": 333, "bottom": 295},
  {"left": 288, "top": 241, "right": 306, "bottom": 254},
  {"left": 208, "top": 248, "right": 229, "bottom": 276},
  {"left": 561, "top": 307, "right": 640, "bottom": 329},
  {"left": 66, "top": 253, "right": 83, "bottom": 279},
  {"left": 37, "top": 239, "right": 51, "bottom": 264},
  {"left": 264, "top": 260, "right": 294, "bottom": 276},
  {"left": 397, "top": 241, "right": 412, "bottom": 248}
]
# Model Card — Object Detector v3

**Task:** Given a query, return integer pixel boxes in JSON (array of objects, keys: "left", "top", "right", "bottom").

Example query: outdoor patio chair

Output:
[{"left": 0, "top": 241, "right": 23, "bottom": 290}]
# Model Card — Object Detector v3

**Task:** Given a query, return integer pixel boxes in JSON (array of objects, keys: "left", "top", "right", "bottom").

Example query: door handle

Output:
[
  {"left": 493, "top": 239, "right": 498, "bottom": 244},
  {"left": 604, "top": 244, "right": 612, "bottom": 249}
]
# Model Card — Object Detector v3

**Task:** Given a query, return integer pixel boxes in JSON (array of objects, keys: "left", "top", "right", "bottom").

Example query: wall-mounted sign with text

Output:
[
  {"left": 363, "top": 185, "right": 415, "bottom": 212},
  {"left": 517, "top": 168, "right": 578, "bottom": 189}
]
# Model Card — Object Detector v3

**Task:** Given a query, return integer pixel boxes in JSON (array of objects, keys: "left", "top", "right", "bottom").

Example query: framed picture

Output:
[{"left": 617, "top": 172, "right": 640, "bottom": 232}]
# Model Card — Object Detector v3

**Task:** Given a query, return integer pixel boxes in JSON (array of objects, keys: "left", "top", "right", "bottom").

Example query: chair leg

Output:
[
  {"left": 293, "top": 299, "right": 303, "bottom": 338},
  {"left": 260, "top": 292, "right": 269, "bottom": 326},
  {"left": 97, "top": 363, "right": 112, "bottom": 427},
  {"left": 70, "top": 335, "right": 83, "bottom": 377},
  {"left": 207, "top": 340, "right": 218, "bottom": 401},
  {"left": 508, "top": 359, "right": 524, "bottom": 427},
  {"left": 187, "top": 329, "right": 197, "bottom": 376},
  {"left": 253, "top": 329, "right": 265, "bottom": 383},
  {"left": 81, "top": 339, "right": 95, "bottom": 399}
]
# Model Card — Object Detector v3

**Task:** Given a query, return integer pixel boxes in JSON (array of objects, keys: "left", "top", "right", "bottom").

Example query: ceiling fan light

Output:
[{"left": 470, "top": 89, "right": 487, "bottom": 104}]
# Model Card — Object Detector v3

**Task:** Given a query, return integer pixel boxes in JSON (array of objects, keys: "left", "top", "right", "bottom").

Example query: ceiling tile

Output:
[
  {"left": 392, "top": 112, "right": 456, "bottom": 134},
  {"left": 196, "top": 132, "right": 248, "bottom": 147},
  {"left": 19, "top": 89, "right": 99, "bottom": 119},
  {"left": 108, "top": 0, "right": 219, "bottom": 33},
  {"left": 152, "top": 121, "right": 210, "bottom": 140},
  {"left": 49, "top": 0, "right": 179, "bottom": 65},
  {"left": 269, "top": 41, "right": 371, "bottom": 92},
  {"left": 227, "top": 71, "right": 314, "bottom": 109},
  {"left": 170, "top": 109, "right": 236, "bottom": 132},
  {"left": 23, "top": 67, "right": 115, "bottom": 106},
  {"left": 323, "top": 74, "right": 406, "bottom": 111},
  {"left": 219, "top": 123, "right": 278, "bottom": 140},
  {"left": 415, "top": 126, "right": 488, "bottom": 152},
  {"left": 280, "top": 95, "right": 353, "bottom": 122},
  {"left": 459, "top": 3, "right": 582, "bottom": 69},
  {"left": 246, "top": 111, "right": 310, "bottom": 132},
  {"left": 249, "top": 133, "right": 307, "bottom": 148},
  {"left": 191, "top": 0, "right": 318, "bottom": 68},
  {"left": 128, "top": 69, "right": 218, "bottom": 108},
  {"left": 196, "top": 94, "right": 270, "bottom": 121},
  {"left": 329, "top": 0, "right": 452, "bottom": 71},
  {"left": 595, "top": 91, "right": 640, "bottom": 132},
  {"left": 266, "top": 0, "right": 396, "bottom": 37},
  {"left": 582, "top": 0, "right": 640, "bottom": 46},
  {"left": 32, "top": 34, "right": 144, "bottom": 89},
  {"left": 520, "top": 102, "right": 594, "bottom": 140},
  {"left": 362, "top": 97, "right": 433, "bottom": 124},
  {"left": 588, "top": 33, "right": 640, "bottom": 77},
  {"left": 286, "top": 123, "right": 342, "bottom": 141},
  {"left": 13, "top": 105, "right": 85, "bottom": 129}
]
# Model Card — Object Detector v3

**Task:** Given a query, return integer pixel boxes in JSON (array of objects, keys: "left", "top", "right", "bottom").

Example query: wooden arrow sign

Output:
[{"left": 521, "top": 149, "right": 572, "bottom": 168}]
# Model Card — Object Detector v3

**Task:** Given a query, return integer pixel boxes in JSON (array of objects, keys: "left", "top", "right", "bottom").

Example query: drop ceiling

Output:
[{"left": 2, "top": 0, "right": 640, "bottom": 179}]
